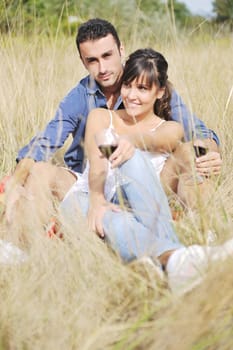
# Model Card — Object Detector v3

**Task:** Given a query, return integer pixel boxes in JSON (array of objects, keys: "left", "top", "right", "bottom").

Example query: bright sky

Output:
[{"left": 180, "top": 0, "right": 214, "bottom": 16}]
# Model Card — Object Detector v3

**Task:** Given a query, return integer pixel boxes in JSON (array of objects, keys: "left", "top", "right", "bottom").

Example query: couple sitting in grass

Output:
[{"left": 0, "top": 19, "right": 226, "bottom": 296}]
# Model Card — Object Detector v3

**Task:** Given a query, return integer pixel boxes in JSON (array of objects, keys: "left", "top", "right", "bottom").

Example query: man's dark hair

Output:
[{"left": 76, "top": 18, "right": 121, "bottom": 55}]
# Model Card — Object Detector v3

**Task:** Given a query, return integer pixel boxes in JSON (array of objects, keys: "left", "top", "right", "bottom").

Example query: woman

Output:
[{"left": 79, "top": 48, "right": 184, "bottom": 236}]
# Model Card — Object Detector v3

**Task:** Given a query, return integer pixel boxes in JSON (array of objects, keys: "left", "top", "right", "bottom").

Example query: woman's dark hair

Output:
[
  {"left": 76, "top": 18, "right": 121, "bottom": 55},
  {"left": 122, "top": 48, "right": 172, "bottom": 120}
]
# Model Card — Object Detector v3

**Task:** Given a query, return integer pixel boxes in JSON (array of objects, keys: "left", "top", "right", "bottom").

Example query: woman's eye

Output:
[
  {"left": 122, "top": 82, "right": 130, "bottom": 88},
  {"left": 138, "top": 85, "right": 148, "bottom": 91}
]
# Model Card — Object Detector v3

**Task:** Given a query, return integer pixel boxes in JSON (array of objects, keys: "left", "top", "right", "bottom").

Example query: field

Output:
[{"left": 0, "top": 28, "right": 233, "bottom": 349}]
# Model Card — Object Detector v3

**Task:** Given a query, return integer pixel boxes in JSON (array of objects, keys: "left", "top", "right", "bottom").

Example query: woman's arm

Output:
[
  {"left": 127, "top": 121, "right": 184, "bottom": 153},
  {"left": 84, "top": 109, "right": 120, "bottom": 236}
]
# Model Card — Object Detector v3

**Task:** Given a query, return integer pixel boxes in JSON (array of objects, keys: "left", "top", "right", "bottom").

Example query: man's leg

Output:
[{"left": 4, "top": 162, "right": 76, "bottom": 233}]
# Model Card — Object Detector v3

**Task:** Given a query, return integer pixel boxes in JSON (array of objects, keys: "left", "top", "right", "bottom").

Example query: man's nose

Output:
[{"left": 99, "top": 60, "right": 107, "bottom": 73}]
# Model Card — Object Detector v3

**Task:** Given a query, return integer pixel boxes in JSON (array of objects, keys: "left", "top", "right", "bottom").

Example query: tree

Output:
[
  {"left": 213, "top": 0, "right": 233, "bottom": 28},
  {"left": 166, "top": 0, "right": 191, "bottom": 25}
]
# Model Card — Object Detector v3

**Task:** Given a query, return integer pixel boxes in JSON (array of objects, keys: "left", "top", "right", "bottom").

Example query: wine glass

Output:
[
  {"left": 95, "top": 128, "right": 127, "bottom": 205},
  {"left": 94, "top": 128, "right": 119, "bottom": 160},
  {"left": 193, "top": 140, "right": 208, "bottom": 184},
  {"left": 193, "top": 145, "right": 207, "bottom": 158}
]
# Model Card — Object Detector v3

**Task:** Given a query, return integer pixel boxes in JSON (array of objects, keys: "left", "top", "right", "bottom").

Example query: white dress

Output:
[{"left": 64, "top": 111, "right": 169, "bottom": 201}]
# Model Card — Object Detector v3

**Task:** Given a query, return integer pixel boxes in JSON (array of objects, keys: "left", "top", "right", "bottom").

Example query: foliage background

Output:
[{"left": 1, "top": 0, "right": 233, "bottom": 36}]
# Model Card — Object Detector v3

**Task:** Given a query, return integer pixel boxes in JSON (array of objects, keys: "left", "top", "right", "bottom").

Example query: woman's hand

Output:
[
  {"left": 87, "top": 198, "right": 121, "bottom": 238},
  {"left": 109, "top": 137, "right": 135, "bottom": 168}
]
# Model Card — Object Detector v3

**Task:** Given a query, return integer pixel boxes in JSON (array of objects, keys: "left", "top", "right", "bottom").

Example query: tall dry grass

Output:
[{"left": 0, "top": 28, "right": 233, "bottom": 350}]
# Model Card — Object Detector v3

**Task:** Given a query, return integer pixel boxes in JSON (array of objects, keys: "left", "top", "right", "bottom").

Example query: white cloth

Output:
[
  {"left": 65, "top": 150, "right": 169, "bottom": 202},
  {"left": 66, "top": 161, "right": 117, "bottom": 202}
]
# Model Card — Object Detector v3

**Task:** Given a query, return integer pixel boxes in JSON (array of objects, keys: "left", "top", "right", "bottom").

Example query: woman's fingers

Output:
[
  {"left": 87, "top": 203, "right": 121, "bottom": 238},
  {"left": 109, "top": 138, "right": 135, "bottom": 167}
]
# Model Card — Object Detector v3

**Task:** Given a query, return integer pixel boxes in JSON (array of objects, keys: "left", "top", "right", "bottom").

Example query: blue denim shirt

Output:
[{"left": 17, "top": 75, "right": 219, "bottom": 172}]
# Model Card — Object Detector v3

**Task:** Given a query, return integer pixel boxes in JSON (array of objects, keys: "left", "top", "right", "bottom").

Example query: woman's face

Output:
[{"left": 121, "top": 73, "right": 164, "bottom": 119}]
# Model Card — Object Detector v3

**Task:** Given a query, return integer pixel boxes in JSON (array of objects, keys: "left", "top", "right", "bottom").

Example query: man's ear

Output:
[
  {"left": 79, "top": 55, "right": 87, "bottom": 68},
  {"left": 119, "top": 43, "right": 125, "bottom": 63}
]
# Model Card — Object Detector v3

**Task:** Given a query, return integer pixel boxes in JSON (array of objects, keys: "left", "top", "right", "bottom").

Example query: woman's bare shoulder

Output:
[
  {"left": 88, "top": 108, "right": 109, "bottom": 118},
  {"left": 160, "top": 120, "right": 183, "bottom": 130},
  {"left": 87, "top": 108, "right": 113, "bottom": 127}
]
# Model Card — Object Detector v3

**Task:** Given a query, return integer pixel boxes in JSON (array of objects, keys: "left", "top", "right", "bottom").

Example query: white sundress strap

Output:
[
  {"left": 150, "top": 119, "right": 165, "bottom": 132},
  {"left": 108, "top": 110, "right": 114, "bottom": 129}
]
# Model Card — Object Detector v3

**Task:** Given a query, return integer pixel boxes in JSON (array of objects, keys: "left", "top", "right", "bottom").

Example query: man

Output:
[{"left": 16, "top": 18, "right": 221, "bottom": 177}]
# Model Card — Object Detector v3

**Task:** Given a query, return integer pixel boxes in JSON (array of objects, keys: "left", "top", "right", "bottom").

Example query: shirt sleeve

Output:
[
  {"left": 170, "top": 89, "right": 220, "bottom": 145},
  {"left": 16, "top": 85, "right": 88, "bottom": 162}
]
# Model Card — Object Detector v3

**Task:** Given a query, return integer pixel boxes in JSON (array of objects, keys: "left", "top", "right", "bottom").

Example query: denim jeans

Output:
[{"left": 60, "top": 149, "right": 183, "bottom": 262}]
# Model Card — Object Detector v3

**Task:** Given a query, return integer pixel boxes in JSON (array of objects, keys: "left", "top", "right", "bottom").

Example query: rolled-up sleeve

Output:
[{"left": 170, "top": 90, "right": 220, "bottom": 145}]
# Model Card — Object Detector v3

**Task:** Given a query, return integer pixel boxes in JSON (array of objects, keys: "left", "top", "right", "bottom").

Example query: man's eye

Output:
[
  {"left": 103, "top": 53, "right": 112, "bottom": 59},
  {"left": 86, "top": 58, "right": 96, "bottom": 63}
]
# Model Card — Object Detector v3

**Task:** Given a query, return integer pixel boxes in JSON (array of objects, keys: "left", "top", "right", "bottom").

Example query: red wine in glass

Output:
[
  {"left": 98, "top": 144, "right": 118, "bottom": 159},
  {"left": 95, "top": 128, "right": 119, "bottom": 159},
  {"left": 95, "top": 128, "right": 127, "bottom": 194},
  {"left": 193, "top": 145, "right": 207, "bottom": 158}
]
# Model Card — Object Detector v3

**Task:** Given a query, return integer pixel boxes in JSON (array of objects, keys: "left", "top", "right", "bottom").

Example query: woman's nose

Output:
[{"left": 127, "top": 88, "right": 137, "bottom": 99}]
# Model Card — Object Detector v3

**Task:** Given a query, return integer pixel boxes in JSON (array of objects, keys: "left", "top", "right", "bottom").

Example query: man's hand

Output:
[
  {"left": 109, "top": 137, "right": 135, "bottom": 168},
  {"left": 87, "top": 199, "right": 120, "bottom": 238},
  {"left": 196, "top": 151, "right": 222, "bottom": 176}
]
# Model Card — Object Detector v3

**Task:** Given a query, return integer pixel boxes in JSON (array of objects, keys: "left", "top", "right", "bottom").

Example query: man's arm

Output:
[
  {"left": 170, "top": 89, "right": 222, "bottom": 175},
  {"left": 16, "top": 85, "right": 88, "bottom": 163},
  {"left": 170, "top": 89, "right": 220, "bottom": 147}
]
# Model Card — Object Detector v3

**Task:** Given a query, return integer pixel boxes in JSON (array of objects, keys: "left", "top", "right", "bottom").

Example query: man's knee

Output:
[
  {"left": 173, "top": 141, "right": 196, "bottom": 173},
  {"left": 30, "top": 161, "right": 55, "bottom": 176}
]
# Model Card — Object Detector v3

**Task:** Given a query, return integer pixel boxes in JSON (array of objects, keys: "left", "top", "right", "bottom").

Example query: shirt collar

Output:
[
  {"left": 85, "top": 75, "right": 104, "bottom": 96},
  {"left": 83, "top": 75, "right": 124, "bottom": 109}
]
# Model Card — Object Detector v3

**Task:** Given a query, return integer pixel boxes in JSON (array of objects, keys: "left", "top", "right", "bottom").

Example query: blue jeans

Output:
[{"left": 60, "top": 150, "right": 183, "bottom": 262}]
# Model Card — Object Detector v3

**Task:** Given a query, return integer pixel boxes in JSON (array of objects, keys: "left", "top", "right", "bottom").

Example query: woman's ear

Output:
[{"left": 157, "top": 87, "right": 165, "bottom": 99}]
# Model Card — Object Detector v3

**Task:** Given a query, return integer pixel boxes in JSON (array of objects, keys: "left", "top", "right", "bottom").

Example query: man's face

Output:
[{"left": 79, "top": 34, "right": 124, "bottom": 92}]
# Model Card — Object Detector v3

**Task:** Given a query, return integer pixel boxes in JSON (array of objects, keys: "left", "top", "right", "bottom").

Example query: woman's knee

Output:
[{"left": 120, "top": 149, "right": 154, "bottom": 180}]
